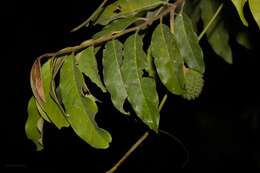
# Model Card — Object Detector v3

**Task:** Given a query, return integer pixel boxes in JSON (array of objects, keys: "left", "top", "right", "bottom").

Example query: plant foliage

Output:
[{"left": 25, "top": 0, "right": 259, "bottom": 150}]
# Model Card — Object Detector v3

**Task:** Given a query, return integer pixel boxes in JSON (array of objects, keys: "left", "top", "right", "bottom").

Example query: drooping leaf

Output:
[
  {"left": 30, "top": 59, "right": 45, "bottom": 106},
  {"left": 231, "top": 0, "right": 248, "bottom": 26},
  {"left": 236, "top": 30, "right": 252, "bottom": 49},
  {"left": 93, "top": 17, "right": 139, "bottom": 39},
  {"left": 174, "top": 13, "right": 205, "bottom": 74},
  {"left": 182, "top": 67, "right": 204, "bottom": 100},
  {"left": 25, "top": 97, "right": 44, "bottom": 151},
  {"left": 76, "top": 46, "right": 106, "bottom": 92},
  {"left": 248, "top": 0, "right": 260, "bottom": 29},
  {"left": 200, "top": 0, "right": 233, "bottom": 64},
  {"left": 59, "top": 55, "right": 111, "bottom": 149},
  {"left": 35, "top": 100, "right": 50, "bottom": 122},
  {"left": 122, "top": 33, "right": 160, "bottom": 131},
  {"left": 41, "top": 60, "right": 69, "bottom": 129},
  {"left": 151, "top": 24, "right": 185, "bottom": 95},
  {"left": 103, "top": 40, "right": 129, "bottom": 115},
  {"left": 49, "top": 57, "right": 67, "bottom": 115},
  {"left": 96, "top": 0, "right": 164, "bottom": 25},
  {"left": 183, "top": 0, "right": 201, "bottom": 32}
]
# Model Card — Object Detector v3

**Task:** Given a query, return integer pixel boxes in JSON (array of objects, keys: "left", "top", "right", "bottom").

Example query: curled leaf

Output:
[
  {"left": 41, "top": 60, "right": 69, "bottom": 129},
  {"left": 103, "top": 40, "right": 129, "bottom": 115},
  {"left": 30, "top": 59, "right": 45, "bottom": 106},
  {"left": 151, "top": 23, "right": 185, "bottom": 95},
  {"left": 25, "top": 97, "right": 44, "bottom": 151},
  {"left": 122, "top": 33, "right": 160, "bottom": 131},
  {"left": 59, "top": 55, "right": 111, "bottom": 149}
]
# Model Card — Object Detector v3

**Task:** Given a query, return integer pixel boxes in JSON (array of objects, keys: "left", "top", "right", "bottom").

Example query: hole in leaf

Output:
[
  {"left": 142, "top": 69, "right": 149, "bottom": 77},
  {"left": 113, "top": 5, "right": 122, "bottom": 14}
]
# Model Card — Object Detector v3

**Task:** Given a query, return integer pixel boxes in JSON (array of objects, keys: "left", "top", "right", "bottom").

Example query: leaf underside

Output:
[
  {"left": 103, "top": 40, "right": 129, "bottom": 115},
  {"left": 151, "top": 23, "right": 185, "bottom": 95},
  {"left": 59, "top": 55, "right": 111, "bottom": 149},
  {"left": 174, "top": 13, "right": 205, "bottom": 74},
  {"left": 122, "top": 32, "right": 160, "bottom": 131}
]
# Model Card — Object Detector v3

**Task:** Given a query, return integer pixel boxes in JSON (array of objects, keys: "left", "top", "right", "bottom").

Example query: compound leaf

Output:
[
  {"left": 25, "top": 97, "right": 44, "bottom": 151},
  {"left": 103, "top": 40, "right": 129, "bottom": 115},
  {"left": 59, "top": 55, "right": 111, "bottom": 149},
  {"left": 200, "top": 0, "right": 233, "bottom": 64},
  {"left": 174, "top": 13, "right": 205, "bottom": 74},
  {"left": 151, "top": 23, "right": 185, "bottom": 95},
  {"left": 122, "top": 33, "right": 160, "bottom": 132},
  {"left": 76, "top": 46, "right": 106, "bottom": 92}
]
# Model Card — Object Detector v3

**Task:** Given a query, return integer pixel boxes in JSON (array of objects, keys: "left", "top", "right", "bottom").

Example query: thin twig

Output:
[
  {"left": 37, "top": 4, "right": 179, "bottom": 62},
  {"left": 106, "top": 132, "right": 149, "bottom": 173},
  {"left": 104, "top": 0, "right": 185, "bottom": 172},
  {"left": 197, "top": 3, "right": 224, "bottom": 41},
  {"left": 71, "top": 0, "right": 109, "bottom": 32},
  {"left": 105, "top": 94, "right": 169, "bottom": 173}
]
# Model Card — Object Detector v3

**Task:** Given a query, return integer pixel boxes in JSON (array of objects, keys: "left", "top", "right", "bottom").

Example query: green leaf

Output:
[
  {"left": 200, "top": 0, "right": 233, "bottom": 64},
  {"left": 146, "top": 47, "right": 156, "bottom": 78},
  {"left": 35, "top": 100, "right": 50, "bottom": 122},
  {"left": 249, "top": 0, "right": 260, "bottom": 29},
  {"left": 122, "top": 33, "right": 160, "bottom": 131},
  {"left": 25, "top": 97, "right": 44, "bottom": 151},
  {"left": 93, "top": 17, "right": 139, "bottom": 39},
  {"left": 231, "top": 0, "right": 248, "bottom": 26},
  {"left": 182, "top": 67, "right": 204, "bottom": 100},
  {"left": 174, "top": 13, "right": 205, "bottom": 74},
  {"left": 103, "top": 40, "right": 129, "bottom": 115},
  {"left": 59, "top": 55, "right": 111, "bottom": 149},
  {"left": 41, "top": 60, "right": 69, "bottom": 129},
  {"left": 183, "top": 0, "right": 201, "bottom": 32},
  {"left": 76, "top": 46, "right": 106, "bottom": 92},
  {"left": 151, "top": 24, "right": 185, "bottom": 95},
  {"left": 49, "top": 57, "right": 67, "bottom": 115},
  {"left": 96, "top": 0, "right": 164, "bottom": 25},
  {"left": 236, "top": 30, "right": 252, "bottom": 49}
]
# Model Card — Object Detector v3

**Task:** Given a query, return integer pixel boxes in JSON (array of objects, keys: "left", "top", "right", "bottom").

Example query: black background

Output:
[{"left": 2, "top": 0, "right": 260, "bottom": 172}]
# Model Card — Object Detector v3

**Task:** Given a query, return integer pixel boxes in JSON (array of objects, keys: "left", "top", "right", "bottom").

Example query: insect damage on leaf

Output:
[
  {"left": 122, "top": 32, "right": 160, "bottom": 132},
  {"left": 59, "top": 55, "right": 111, "bottom": 149}
]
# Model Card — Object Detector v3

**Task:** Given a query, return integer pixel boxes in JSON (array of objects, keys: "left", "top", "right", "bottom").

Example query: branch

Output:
[{"left": 36, "top": 1, "right": 182, "bottom": 62}]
